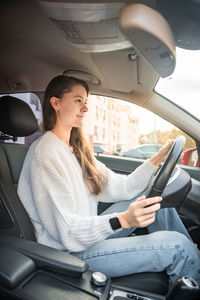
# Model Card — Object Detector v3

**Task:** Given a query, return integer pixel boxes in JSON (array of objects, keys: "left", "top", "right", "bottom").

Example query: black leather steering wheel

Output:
[{"left": 145, "top": 135, "right": 186, "bottom": 207}]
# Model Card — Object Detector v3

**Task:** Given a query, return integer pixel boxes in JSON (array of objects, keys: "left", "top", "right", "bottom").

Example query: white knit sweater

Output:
[{"left": 17, "top": 130, "right": 158, "bottom": 252}]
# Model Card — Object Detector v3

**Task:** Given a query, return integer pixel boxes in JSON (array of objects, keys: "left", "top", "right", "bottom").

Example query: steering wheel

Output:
[{"left": 145, "top": 135, "right": 186, "bottom": 207}]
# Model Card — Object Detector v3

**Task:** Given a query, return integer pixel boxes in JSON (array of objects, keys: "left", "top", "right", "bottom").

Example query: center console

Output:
[
  {"left": 0, "top": 260, "right": 164, "bottom": 300},
  {"left": 0, "top": 233, "right": 199, "bottom": 300}
]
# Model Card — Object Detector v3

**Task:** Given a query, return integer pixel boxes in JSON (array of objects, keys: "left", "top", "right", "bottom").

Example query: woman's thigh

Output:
[
  {"left": 100, "top": 193, "right": 143, "bottom": 216},
  {"left": 72, "top": 230, "right": 200, "bottom": 283}
]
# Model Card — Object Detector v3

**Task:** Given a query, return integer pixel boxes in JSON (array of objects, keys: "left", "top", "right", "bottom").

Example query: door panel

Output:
[
  {"left": 96, "top": 154, "right": 200, "bottom": 214},
  {"left": 95, "top": 154, "right": 200, "bottom": 180}
]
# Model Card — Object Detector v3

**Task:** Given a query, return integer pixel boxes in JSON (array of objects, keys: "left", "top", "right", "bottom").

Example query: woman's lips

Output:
[{"left": 77, "top": 115, "right": 84, "bottom": 118}]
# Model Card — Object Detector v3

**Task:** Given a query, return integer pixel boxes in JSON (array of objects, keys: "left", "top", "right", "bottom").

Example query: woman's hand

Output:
[
  {"left": 149, "top": 140, "right": 174, "bottom": 167},
  {"left": 117, "top": 195, "right": 162, "bottom": 229}
]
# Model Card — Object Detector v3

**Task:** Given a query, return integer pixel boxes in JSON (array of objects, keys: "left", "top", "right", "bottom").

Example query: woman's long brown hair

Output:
[{"left": 42, "top": 75, "right": 107, "bottom": 196}]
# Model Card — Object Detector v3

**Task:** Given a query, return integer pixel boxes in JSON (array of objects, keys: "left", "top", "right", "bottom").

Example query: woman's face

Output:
[{"left": 51, "top": 84, "right": 89, "bottom": 128}]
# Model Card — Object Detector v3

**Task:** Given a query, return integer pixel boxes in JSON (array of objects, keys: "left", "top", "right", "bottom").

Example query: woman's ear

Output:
[{"left": 50, "top": 97, "right": 59, "bottom": 112}]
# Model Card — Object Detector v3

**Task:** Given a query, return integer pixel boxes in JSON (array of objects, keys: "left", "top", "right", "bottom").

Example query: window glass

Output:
[
  {"left": 0, "top": 93, "right": 43, "bottom": 145},
  {"left": 155, "top": 47, "right": 200, "bottom": 121},
  {"left": 83, "top": 95, "right": 196, "bottom": 166}
]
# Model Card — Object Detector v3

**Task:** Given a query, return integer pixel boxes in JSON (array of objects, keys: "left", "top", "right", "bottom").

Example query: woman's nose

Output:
[{"left": 81, "top": 103, "right": 88, "bottom": 112}]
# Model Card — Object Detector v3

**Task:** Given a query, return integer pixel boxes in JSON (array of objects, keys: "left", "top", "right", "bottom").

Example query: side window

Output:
[
  {"left": 0, "top": 93, "right": 43, "bottom": 145},
  {"left": 83, "top": 95, "right": 197, "bottom": 167}
]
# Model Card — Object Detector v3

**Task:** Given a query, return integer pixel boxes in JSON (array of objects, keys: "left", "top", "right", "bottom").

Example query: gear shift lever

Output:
[{"left": 166, "top": 276, "right": 200, "bottom": 299}]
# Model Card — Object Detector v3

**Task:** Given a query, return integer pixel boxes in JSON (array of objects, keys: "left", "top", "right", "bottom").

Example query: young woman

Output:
[{"left": 17, "top": 75, "right": 200, "bottom": 286}]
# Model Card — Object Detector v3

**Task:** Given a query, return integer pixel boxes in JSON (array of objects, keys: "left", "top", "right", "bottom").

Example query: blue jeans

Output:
[{"left": 71, "top": 194, "right": 200, "bottom": 286}]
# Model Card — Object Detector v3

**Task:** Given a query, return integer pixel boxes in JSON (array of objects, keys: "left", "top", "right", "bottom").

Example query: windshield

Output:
[{"left": 155, "top": 47, "right": 200, "bottom": 121}]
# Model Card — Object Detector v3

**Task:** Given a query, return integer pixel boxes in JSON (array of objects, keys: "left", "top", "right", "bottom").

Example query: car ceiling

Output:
[
  {"left": 0, "top": 0, "right": 200, "bottom": 108},
  {"left": 0, "top": 0, "right": 166, "bottom": 102}
]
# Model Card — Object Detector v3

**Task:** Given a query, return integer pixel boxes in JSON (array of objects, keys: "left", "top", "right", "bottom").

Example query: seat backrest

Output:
[
  {"left": 0, "top": 95, "right": 39, "bottom": 241},
  {"left": 0, "top": 177, "right": 36, "bottom": 241},
  {"left": 0, "top": 142, "right": 29, "bottom": 189}
]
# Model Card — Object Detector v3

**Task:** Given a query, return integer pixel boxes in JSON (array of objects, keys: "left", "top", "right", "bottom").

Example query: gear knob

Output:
[{"left": 166, "top": 276, "right": 200, "bottom": 300}]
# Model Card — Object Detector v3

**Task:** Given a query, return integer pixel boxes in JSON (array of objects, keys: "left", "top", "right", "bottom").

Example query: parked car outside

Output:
[
  {"left": 122, "top": 144, "right": 162, "bottom": 159},
  {"left": 93, "top": 145, "right": 106, "bottom": 155}
]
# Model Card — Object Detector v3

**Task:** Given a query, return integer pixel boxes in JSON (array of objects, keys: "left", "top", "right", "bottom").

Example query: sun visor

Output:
[{"left": 119, "top": 4, "right": 176, "bottom": 78}]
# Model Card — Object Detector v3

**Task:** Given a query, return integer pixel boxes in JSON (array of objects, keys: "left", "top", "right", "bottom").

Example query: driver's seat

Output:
[{"left": 0, "top": 95, "right": 169, "bottom": 295}]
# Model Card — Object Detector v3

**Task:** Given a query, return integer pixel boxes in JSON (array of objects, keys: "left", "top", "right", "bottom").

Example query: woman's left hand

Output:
[{"left": 149, "top": 140, "right": 174, "bottom": 167}]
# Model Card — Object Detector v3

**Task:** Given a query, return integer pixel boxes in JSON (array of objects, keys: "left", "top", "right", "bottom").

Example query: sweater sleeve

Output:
[
  {"left": 95, "top": 158, "right": 159, "bottom": 203},
  {"left": 28, "top": 153, "right": 117, "bottom": 252}
]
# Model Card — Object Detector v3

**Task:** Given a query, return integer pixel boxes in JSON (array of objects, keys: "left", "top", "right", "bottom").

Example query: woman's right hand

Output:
[{"left": 117, "top": 195, "right": 162, "bottom": 229}]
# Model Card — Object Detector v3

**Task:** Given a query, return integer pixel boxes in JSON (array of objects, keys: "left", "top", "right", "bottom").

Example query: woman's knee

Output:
[
  {"left": 150, "top": 230, "right": 192, "bottom": 249},
  {"left": 169, "top": 231, "right": 192, "bottom": 248}
]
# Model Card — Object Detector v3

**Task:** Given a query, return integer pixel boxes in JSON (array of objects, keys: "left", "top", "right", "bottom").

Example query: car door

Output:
[{"left": 83, "top": 95, "right": 200, "bottom": 180}]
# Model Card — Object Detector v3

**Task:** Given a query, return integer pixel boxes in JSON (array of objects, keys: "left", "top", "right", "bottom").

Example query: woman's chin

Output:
[
  {"left": 63, "top": 120, "right": 84, "bottom": 128},
  {"left": 73, "top": 123, "right": 83, "bottom": 128}
]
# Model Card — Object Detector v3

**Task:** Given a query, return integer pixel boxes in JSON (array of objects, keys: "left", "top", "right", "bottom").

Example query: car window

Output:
[
  {"left": 0, "top": 92, "right": 43, "bottom": 145},
  {"left": 83, "top": 94, "right": 197, "bottom": 167},
  {"left": 155, "top": 48, "right": 200, "bottom": 121}
]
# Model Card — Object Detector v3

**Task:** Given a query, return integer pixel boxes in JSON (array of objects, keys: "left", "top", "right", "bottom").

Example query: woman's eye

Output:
[{"left": 75, "top": 99, "right": 88, "bottom": 105}]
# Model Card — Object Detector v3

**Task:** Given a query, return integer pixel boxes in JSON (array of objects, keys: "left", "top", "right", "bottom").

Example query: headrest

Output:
[{"left": 0, "top": 96, "right": 39, "bottom": 137}]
